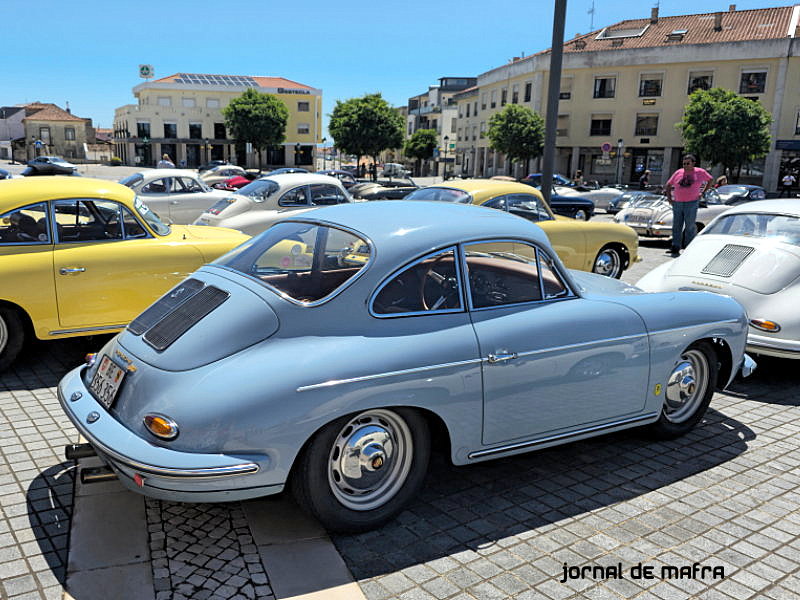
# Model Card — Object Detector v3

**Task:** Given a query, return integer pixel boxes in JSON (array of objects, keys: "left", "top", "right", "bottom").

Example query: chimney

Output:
[
  {"left": 729, "top": 4, "right": 736, "bottom": 11},
  {"left": 714, "top": 12, "right": 723, "bottom": 31},
  {"left": 651, "top": 7, "right": 659, "bottom": 24},
  {"left": 65, "top": 101, "right": 71, "bottom": 114}
]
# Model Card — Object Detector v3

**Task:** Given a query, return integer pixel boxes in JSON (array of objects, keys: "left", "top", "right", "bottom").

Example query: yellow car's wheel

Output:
[
  {"left": 0, "top": 306, "right": 25, "bottom": 372},
  {"left": 592, "top": 246, "right": 623, "bottom": 279}
]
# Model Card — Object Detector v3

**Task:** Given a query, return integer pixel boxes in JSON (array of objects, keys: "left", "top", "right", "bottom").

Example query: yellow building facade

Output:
[
  {"left": 114, "top": 73, "right": 322, "bottom": 168},
  {"left": 454, "top": 5, "right": 800, "bottom": 191}
]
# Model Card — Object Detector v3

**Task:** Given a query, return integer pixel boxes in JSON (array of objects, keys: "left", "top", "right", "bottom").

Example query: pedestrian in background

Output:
[
  {"left": 664, "top": 154, "right": 712, "bottom": 257},
  {"left": 157, "top": 154, "right": 175, "bottom": 168},
  {"left": 781, "top": 172, "right": 796, "bottom": 197},
  {"left": 638, "top": 169, "right": 650, "bottom": 190},
  {"left": 573, "top": 170, "right": 584, "bottom": 186},
  {"left": 369, "top": 163, "right": 377, "bottom": 182},
  {"left": 715, "top": 175, "right": 728, "bottom": 188}
]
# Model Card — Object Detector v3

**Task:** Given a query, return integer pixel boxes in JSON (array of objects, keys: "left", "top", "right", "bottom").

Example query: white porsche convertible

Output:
[{"left": 637, "top": 199, "right": 800, "bottom": 359}]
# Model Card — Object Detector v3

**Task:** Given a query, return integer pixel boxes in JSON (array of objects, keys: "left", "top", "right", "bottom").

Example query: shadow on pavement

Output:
[
  {"left": 333, "top": 405, "right": 755, "bottom": 581},
  {"left": 25, "top": 462, "right": 77, "bottom": 585},
  {"left": 727, "top": 355, "right": 800, "bottom": 406}
]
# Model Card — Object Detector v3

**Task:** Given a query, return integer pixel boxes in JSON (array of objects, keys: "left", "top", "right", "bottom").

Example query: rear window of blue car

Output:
[{"left": 215, "top": 221, "right": 371, "bottom": 304}]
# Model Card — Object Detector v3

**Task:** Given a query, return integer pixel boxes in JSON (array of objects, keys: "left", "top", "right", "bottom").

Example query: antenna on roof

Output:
[{"left": 588, "top": 0, "right": 595, "bottom": 30}]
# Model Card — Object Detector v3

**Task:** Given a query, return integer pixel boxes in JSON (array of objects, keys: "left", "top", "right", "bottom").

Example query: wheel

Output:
[
  {"left": 592, "top": 246, "right": 623, "bottom": 278},
  {"left": 649, "top": 341, "right": 718, "bottom": 439},
  {"left": 291, "top": 408, "right": 430, "bottom": 533},
  {"left": 574, "top": 209, "right": 590, "bottom": 221},
  {"left": 0, "top": 306, "right": 25, "bottom": 372}
]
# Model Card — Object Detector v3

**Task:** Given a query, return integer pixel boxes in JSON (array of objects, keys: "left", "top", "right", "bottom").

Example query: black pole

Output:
[{"left": 541, "top": 0, "right": 567, "bottom": 206}]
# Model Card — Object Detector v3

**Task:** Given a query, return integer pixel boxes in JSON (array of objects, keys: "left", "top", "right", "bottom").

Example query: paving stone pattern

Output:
[
  {"left": 146, "top": 499, "right": 275, "bottom": 600},
  {"left": 334, "top": 364, "right": 800, "bottom": 599},
  {"left": 0, "top": 340, "right": 91, "bottom": 600}
]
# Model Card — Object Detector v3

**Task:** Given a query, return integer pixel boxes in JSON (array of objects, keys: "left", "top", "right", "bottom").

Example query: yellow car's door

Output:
[{"left": 52, "top": 198, "right": 203, "bottom": 329}]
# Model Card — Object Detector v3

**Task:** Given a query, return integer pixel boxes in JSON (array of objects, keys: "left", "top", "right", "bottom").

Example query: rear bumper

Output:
[{"left": 58, "top": 365, "right": 283, "bottom": 502}]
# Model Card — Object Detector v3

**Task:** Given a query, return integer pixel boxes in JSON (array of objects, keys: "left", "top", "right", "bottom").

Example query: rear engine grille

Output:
[
  {"left": 701, "top": 244, "right": 755, "bottom": 278},
  {"left": 128, "top": 278, "right": 205, "bottom": 335},
  {"left": 143, "top": 286, "right": 230, "bottom": 351}
]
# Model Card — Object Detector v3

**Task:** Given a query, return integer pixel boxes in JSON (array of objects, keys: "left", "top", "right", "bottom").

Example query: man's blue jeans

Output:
[{"left": 671, "top": 200, "right": 698, "bottom": 252}]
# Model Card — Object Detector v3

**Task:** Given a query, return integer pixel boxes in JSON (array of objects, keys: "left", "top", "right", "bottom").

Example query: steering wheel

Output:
[{"left": 420, "top": 255, "right": 459, "bottom": 311}]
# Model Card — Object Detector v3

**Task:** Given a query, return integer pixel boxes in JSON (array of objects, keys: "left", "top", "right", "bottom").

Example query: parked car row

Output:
[{"left": 3, "top": 167, "right": 782, "bottom": 535}]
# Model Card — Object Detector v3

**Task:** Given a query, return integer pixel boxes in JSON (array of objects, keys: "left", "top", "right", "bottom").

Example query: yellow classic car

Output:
[
  {"left": 0, "top": 177, "right": 249, "bottom": 370},
  {"left": 405, "top": 180, "right": 640, "bottom": 278}
]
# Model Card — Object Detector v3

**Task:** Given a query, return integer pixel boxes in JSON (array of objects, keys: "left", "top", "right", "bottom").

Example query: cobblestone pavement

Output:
[{"left": 0, "top": 339, "right": 91, "bottom": 600}]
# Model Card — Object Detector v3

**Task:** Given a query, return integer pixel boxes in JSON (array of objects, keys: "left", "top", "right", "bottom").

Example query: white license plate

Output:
[{"left": 89, "top": 355, "right": 126, "bottom": 409}]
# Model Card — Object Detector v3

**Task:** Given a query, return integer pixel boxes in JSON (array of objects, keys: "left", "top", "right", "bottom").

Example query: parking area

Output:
[{"left": 1, "top": 215, "right": 799, "bottom": 600}]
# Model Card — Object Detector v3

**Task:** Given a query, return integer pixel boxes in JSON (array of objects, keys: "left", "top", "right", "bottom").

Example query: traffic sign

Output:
[
  {"left": 601, "top": 142, "right": 612, "bottom": 152},
  {"left": 139, "top": 64, "right": 154, "bottom": 79}
]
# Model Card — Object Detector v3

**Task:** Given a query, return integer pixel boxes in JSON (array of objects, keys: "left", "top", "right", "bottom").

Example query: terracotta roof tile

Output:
[
  {"left": 23, "top": 103, "right": 86, "bottom": 122},
  {"left": 546, "top": 6, "right": 796, "bottom": 55}
]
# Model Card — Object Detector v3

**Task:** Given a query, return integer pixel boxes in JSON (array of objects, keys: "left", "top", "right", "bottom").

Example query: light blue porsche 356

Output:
[{"left": 59, "top": 201, "right": 755, "bottom": 532}]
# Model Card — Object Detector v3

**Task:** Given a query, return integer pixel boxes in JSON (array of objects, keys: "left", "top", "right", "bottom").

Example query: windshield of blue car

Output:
[
  {"left": 215, "top": 221, "right": 371, "bottom": 304},
  {"left": 119, "top": 173, "right": 144, "bottom": 188},
  {"left": 703, "top": 213, "right": 800, "bottom": 247},
  {"left": 133, "top": 196, "right": 170, "bottom": 236},
  {"left": 405, "top": 187, "right": 472, "bottom": 203},
  {"left": 236, "top": 179, "right": 280, "bottom": 202}
]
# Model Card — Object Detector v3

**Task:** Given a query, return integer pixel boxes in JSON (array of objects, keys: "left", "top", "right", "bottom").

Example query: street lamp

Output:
[
  {"left": 616, "top": 138, "right": 624, "bottom": 185},
  {"left": 321, "top": 137, "right": 327, "bottom": 170},
  {"left": 443, "top": 135, "right": 449, "bottom": 181}
]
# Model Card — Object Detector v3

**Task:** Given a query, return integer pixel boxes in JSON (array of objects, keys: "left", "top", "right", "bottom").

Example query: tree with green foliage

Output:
[
  {"left": 678, "top": 88, "right": 771, "bottom": 182},
  {"left": 329, "top": 93, "right": 404, "bottom": 168},
  {"left": 222, "top": 88, "right": 289, "bottom": 168},
  {"left": 487, "top": 104, "right": 545, "bottom": 176},
  {"left": 403, "top": 129, "right": 438, "bottom": 176}
]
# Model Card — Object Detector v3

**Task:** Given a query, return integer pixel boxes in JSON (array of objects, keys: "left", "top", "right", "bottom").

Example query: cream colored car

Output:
[{"left": 193, "top": 173, "right": 351, "bottom": 236}]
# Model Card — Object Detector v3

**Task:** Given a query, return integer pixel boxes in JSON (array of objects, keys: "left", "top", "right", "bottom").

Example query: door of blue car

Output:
[{"left": 461, "top": 240, "right": 650, "bottom": 446}]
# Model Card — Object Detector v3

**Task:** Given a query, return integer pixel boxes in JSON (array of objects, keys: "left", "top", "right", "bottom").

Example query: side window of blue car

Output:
[{"left": 372, "top": 247, "right": 462, "bottom": 316}]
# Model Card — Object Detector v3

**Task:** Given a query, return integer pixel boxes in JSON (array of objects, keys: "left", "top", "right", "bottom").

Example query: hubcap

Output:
[
  {"left": 328, "top": 409, "right": 413, "bottom": 511},
  {"left": 664, "top": 349, "right": 709, "bottom": 423},
  {"left": 0, "top": 315, "right": 7, "bottom": 354},
  {"left": 575, "top": 210, "right": 587, "bottom": 220},
  {"left": 593, "top": 249, "right": 621, "bottom": 277}
]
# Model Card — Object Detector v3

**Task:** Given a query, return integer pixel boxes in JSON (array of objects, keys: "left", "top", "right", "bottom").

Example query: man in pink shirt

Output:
[{"left": 664, "top": 154, "right": 713, "bottom": 257}]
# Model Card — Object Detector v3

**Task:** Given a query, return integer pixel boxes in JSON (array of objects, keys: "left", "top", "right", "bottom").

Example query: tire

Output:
[
  {"left": 574, "top": 209, "right": 590, "bottom": 221},
  {"left": 0, "top": 306, "right": 25, "bottom": 372},
  {"left": 649, "top": 341, "right": 718, "bottom": 439},
  {"left": 592, "top": 246, "right": 623, "bottom": 279},
  {"left": 291, "top": 408, "right": 430, "bottom": 533}
]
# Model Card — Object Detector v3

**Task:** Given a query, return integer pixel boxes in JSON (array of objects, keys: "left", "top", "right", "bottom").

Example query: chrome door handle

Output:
[
  {"left": 169, "top": 200, "right": 180, "bottom": 205},
  {"left": 487, "top": 352, "right": 518, "bottom": 364},
  {"left": 59, "top": 267, "right": 86, "bottom": 275}
]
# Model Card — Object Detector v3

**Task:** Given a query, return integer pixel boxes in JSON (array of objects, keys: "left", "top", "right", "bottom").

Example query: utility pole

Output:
[{"left": 541, "top": 0, "right": 568, "bottom": 206}]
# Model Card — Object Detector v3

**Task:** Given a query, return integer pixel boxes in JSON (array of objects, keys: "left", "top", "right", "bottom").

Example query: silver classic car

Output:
[
  {"left": 58, "top": 201, "right": 754, "bottom": 532},
  {"left": 638, "top": 199, "right": 800, "bottom": 359}
]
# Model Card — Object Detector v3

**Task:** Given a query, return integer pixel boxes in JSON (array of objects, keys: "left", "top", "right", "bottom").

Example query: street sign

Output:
[
  {"left": 601, "top": 142, "right": 612, "bottom": 152},
  {"left": 139, "top": 64, "right": 154, "bottom": 79},
  {"left": 433, "top": 148, "right": 440, "bottom": 158},
  {"left": 449, "top": 143, "right": 455, "bottom": 149}
]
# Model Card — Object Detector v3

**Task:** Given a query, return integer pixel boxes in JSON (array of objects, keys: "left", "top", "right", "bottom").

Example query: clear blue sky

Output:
[{"left": 1, "top": 0, "right": 774, "bottom": 132}]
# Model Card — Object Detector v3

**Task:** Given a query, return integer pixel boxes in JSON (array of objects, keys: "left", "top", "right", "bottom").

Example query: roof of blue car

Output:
[{"left": 289, "top": 200, "right": 550, "bottom": 263}]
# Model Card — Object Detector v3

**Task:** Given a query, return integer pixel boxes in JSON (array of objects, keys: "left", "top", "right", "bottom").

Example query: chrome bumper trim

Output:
[
  {"left": 468, "top": 412, "right": 660, "bottom": 459},
  {"left": 58, "top": 382, "right": 259, "bottom": 480}
]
